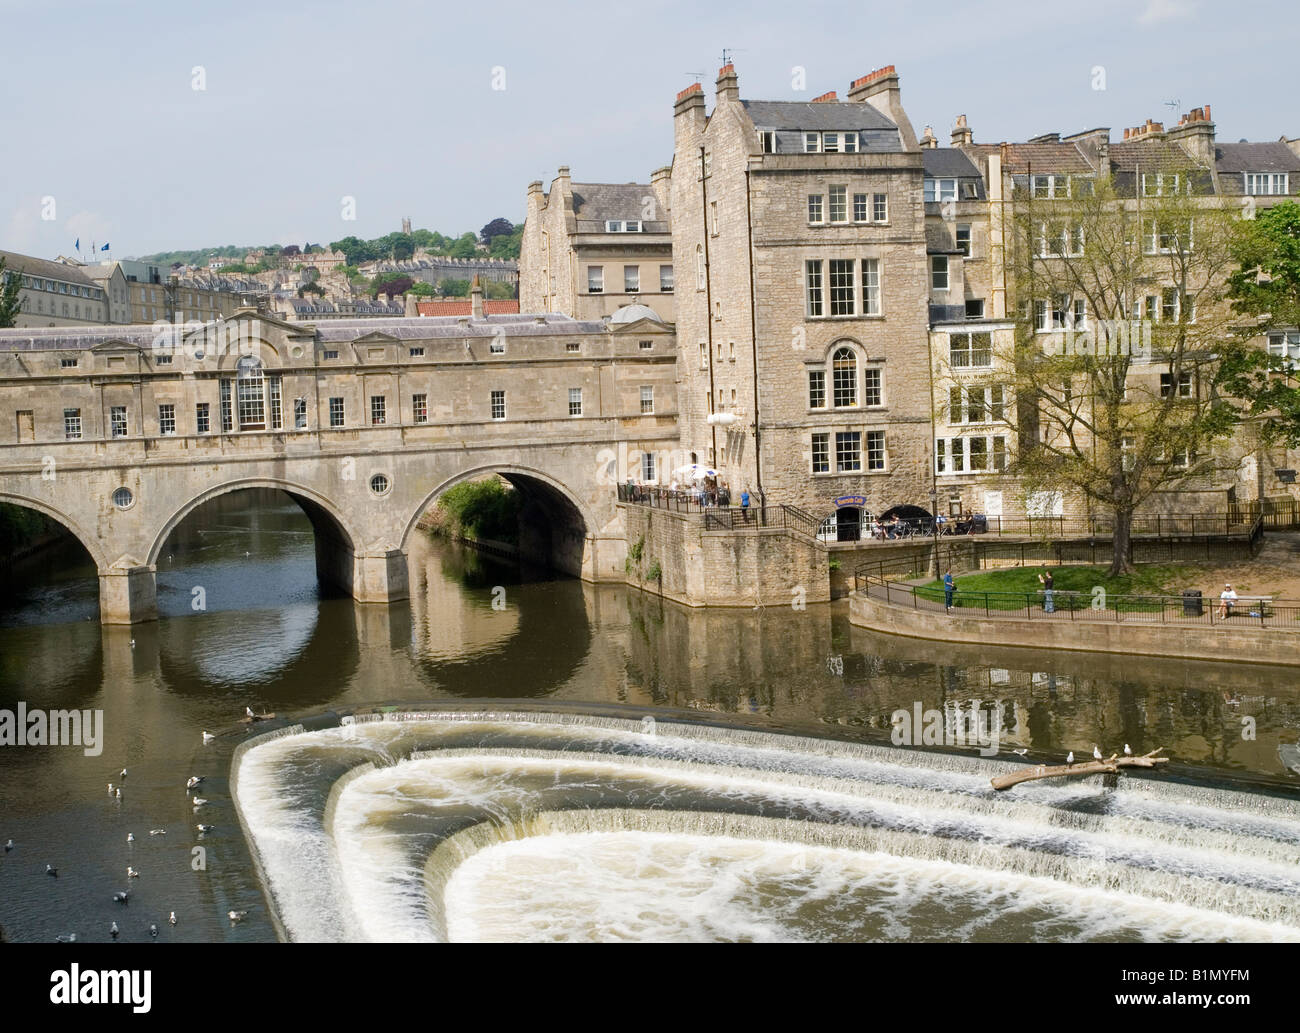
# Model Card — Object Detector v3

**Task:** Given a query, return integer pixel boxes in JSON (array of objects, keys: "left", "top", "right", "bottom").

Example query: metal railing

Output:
[{"left": 853, "top": 571, "right": 1300, "bottom": 629}]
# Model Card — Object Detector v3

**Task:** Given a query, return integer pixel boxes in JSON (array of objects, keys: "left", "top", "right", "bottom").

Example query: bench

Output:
[{"left": 1223, "top": 595, "right": 1274, "bottom": 618}]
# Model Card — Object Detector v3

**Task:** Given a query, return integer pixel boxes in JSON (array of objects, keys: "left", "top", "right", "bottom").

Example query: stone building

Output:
[
  {"left": 670, "top": 64, "right": 934, "bottom": 537},
  {"left": 0, "top": 250, "right": 109, "bottom": 327},
  {"left": 934, "top": 106, "right": 1300, "bottom": 517},
  {"left": 520, "top": 167, "right": 674, "bottom": 322}
]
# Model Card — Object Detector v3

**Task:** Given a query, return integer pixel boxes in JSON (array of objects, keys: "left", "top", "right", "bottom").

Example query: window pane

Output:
[
  {"left": 808, "top": 369, "right": 825, "bottom": 408},
  {"left": 832, "top": 348, "right": 857, "bottom": 406},
  {"left": 835, "top": 431, "right": 861, "bottom": 472},
  {"left": 829, "top": 259, "right": 855, "bottom": 315}
]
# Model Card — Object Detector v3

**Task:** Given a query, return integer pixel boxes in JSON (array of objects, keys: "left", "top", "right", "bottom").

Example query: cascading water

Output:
[{"left": 230, "top": 709, "right": 1300, "bottom": 943}]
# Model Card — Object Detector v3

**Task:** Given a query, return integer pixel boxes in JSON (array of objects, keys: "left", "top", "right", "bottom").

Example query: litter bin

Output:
[
  {"left": 1182, "top": 589, "right": 1203, "bottom": 616},
  {"left": 971, "top": 514, "right": 988, "bottom": 534}
]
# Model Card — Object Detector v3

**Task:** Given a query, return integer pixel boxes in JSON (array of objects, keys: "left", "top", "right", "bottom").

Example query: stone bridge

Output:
[{"left": 0, "top": 308, "right": 680, "bottom": 622}]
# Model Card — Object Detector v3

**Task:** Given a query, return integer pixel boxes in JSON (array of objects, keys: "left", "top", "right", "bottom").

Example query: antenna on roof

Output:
[
  {"left": 684, "top": 72, "right": 705, "bottom": 83},
  {"left": 1163, "top": 98, "right": 1181, "bottom": 117},
  {"left": 719, "top": 48, "right": 745, "bottom": 67}
]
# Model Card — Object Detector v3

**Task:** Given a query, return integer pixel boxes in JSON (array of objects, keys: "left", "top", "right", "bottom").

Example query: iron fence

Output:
[{"left": 853, "top": 572, "right": 1300, "bottom": 629}]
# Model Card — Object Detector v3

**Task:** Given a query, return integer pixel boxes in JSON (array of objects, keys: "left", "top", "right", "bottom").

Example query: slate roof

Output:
[
  {"left": 969, "top": 142, "right": 1095, "bottom": 175},
  {"left": 1108, "top": 139, "right": 1206, "bottom": 172},
  {"left": 0, "top": 250, "right": 97, "bottom": 287},
  {"left": 0, "top": 312, "right": 607, "bottom": 350},
  {"left": 741, "top": 100, "right": 897, "bottom": 132},
  {"left": 922, "top": 148, "right": 982, "bottom": 178},
  {"left": 1215, "top": 142, "right": 1300, "bottom": 174},
  {"left": 571, "top": 183, "right": 669, "bottom": 232}
]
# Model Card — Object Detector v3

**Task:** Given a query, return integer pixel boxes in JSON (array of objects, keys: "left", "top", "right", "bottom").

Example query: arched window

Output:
[{"left": 832, "top": 347, "right": 857, "bottom": 407}]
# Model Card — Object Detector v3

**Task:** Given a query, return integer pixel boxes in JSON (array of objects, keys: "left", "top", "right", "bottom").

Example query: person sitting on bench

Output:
[{"left": 1218, "top": 583, "right": 1238, "bottom": 619}]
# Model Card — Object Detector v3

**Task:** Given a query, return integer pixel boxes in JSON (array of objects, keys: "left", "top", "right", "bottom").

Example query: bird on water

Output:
[{"left": 1066, "top": 751, "right": 1074, "bottom": 766}]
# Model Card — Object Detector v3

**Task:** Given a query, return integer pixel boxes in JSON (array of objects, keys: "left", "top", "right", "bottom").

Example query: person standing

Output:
[
  {"left": 944, "top": 570, "right": 955, "bottom": 612},
  {"left": 740, "top": 488, "right": 751, "bottom": 521},
  {"left": 1039, "top": 569, "right": 1055, "bottom": 613}
]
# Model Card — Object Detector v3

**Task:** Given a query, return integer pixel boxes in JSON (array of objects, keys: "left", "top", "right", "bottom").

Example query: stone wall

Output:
[
  {"left": 621, "top": 503, "right": 830, "bottom": 608},
  {"left": 849, "top": 589, "right": 1300, "bottom": 666}
]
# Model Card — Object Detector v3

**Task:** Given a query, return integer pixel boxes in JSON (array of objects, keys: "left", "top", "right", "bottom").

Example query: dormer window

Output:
[
  {"left": 1141, "top": 173, "right": 1183, "bottom": 197},
  {"left": 924, "top": 178, "right": 957, "bottom": 203},
  {"left": 1031, "top": 174, "right": 1069, "bottom": 199},
  {"left": 759, "top": 130, "right": 777, "bottom": 153},
  {"left": 1245, "top": 172, "right": 1288, "bottom": 195},
  {"left": 803, "top": 131, "right": 859, "bottom": 154},
  {"left": 605, "top": 220, "right": 643, "bottom": 232}
]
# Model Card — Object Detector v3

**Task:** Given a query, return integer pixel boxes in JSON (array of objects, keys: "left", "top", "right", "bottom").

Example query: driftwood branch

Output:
[{"left": 991, "top": 748, "right": 1169, "bottom": 790}]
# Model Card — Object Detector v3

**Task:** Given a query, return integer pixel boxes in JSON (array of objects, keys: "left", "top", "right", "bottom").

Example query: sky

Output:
[{"left": 2, "top": 0, "right": 1298, "bottom": 260}]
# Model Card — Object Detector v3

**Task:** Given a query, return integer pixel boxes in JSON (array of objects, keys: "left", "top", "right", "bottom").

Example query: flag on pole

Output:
[
  {"left": 102, "top": 243, "right": 110, "bottom": 251},
  {"left": 75, "top": 238, "right": 80, "bottom": 251}
]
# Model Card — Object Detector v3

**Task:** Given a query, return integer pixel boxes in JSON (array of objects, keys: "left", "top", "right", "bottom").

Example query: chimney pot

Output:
[{"left": 811, "top": 90, "right": 837, "bottom": 103}]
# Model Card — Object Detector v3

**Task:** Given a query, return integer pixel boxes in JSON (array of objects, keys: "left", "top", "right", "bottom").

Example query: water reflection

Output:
[{"left": 0, "top": 490, "right": 1298, "bottom": 942}]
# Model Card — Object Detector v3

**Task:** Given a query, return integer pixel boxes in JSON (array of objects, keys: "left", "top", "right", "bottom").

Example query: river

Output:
[{"left": 1, "top": 488, "right": 1297, "bottom": 942}]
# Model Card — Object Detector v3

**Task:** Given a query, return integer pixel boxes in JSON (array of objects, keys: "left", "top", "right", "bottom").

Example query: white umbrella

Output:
[{"left": 672, "top": 464, "right": 719, "bottom": 481}]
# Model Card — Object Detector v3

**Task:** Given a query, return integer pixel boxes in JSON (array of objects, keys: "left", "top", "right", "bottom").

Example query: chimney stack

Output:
[
  {"left": 951, "top": 114, "right": 973, "bottom": 148},
  {"left": 471, "top": 275, "right": 484, "bottom": 319},
  {"left": 649, "top": 166, "right": 672, "bottom": 219},
  {"left": 845, "top": 65, "right": 918, "bottom": 150},
  {"left": 716, "top": 63, "right": 738, "bottom": 104},
  {"left": 811, "top": 90, "right": 837, "bottom": 103},
  {"left": 1168, "top": 104, "right": 1216, "bottom": 165},
  {"left": 674, "top": 81, "right": 706, "bottom": 140},
  {"left": 920, "top": 125, "right": 938, "bottom": 148}
]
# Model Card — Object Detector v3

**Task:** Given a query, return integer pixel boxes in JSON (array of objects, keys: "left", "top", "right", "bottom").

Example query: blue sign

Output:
[{"left": 833, "top": 495, "right": 868, "bottom": 509}]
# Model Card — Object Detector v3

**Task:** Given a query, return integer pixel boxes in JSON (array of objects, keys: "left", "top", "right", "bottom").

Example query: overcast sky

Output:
[{"left": 2, "top": 0, "right": 1297, "bottom": 260}]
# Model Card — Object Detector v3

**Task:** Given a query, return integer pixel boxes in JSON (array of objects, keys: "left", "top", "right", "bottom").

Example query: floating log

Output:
[
  {"left": 991, "top": 747, "right": 1169, "bottom": 790},
  {"left": 239, "top": 712, "right": 276, "bottom": 724}
]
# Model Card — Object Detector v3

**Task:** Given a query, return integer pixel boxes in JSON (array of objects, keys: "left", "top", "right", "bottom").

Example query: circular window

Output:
[
  {"left": 112, "top": 487, "right": 134, "bottom": 510},
  {"left": 193, "top": 348, "right": 205, "bottom": 360},
  {"left": 369, "top": 474, "right": 391, "bottom": 497},
  {"left": 291, "top": 345, "right": 303, "bottom": 359}
]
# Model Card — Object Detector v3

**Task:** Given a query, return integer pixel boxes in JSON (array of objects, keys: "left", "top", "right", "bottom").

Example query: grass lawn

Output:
[{"left": 918, "top": 564, "right": 1192, "bottom": 612}]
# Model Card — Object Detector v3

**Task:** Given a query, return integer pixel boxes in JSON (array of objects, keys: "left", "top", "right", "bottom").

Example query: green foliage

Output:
[
  {"left": 436, "top": 479, "right": 521, "bottom": 544},
  {"left": 828, "top": 557, "right": 841, "bottom": 571},
  {"left": 0, "top": 257, "right": 22, "bottom": 328},
  {"left": 483, "top": 280, "right": 516, "bottom": 300},
  {"left": 439, "top": 278, "right": 471, "bottom": 297},
  {"left": 488, "top": 225, "right": 523, "bottom": 260},
  {"left": 919, "top": 564, "right": 1189, "bottom": 611},
  {"left": 1222, "top": 200, "right": 1300, "bottom": 447},
  {"left": 480, "top": 218, "right": 515, "bottom": 244},
  {"left": 0, "top": 503, "right": 54, "bottom": 555},
  {"left": 408, "top": 281, "right": 436, "bottom": 297},
  {"left": 645, "top": 559, "right": 662, "bottom": 582}
]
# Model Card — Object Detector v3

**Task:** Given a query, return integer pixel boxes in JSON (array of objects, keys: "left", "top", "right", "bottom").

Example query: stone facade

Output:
[
  {"left": 520, "top": 167, "right": 675, "bottom": 322},
  {"left": 670, "top": 66, "right": 936, "bottom": 534}
]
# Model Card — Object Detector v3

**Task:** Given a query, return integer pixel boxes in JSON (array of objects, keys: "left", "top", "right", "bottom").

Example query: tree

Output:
[
  {"left": 408, "top": 281, "right": 436, "bottom": 298},
  {"left": 448, "top": 233, "right": 479, "bottom": 259},
  {"left": 439, "top": 278, "right": 471, "bottom": 297},
  {"left": 480, "top": 218, "right": 514, "bottom": 245},
  {"left": 985, "top": 169, "right": 1246, "bottom": 575},
  {"left": 297, "top": 282, "right": 325, "bottom": 297},
  {"left": 0, "top": 258, "right": 25, "bottom": 328},
  {"left": 1221, "top": 200, "right": 1300, "bottom": 448},
  {"left": 483, "top": 280, "right": 515, "bottom": 300},
  {"left": 372, "top": 273, "right": 413, "bottom": 298},
  {"left": 280, "top": 245, "right": 301, "bottom": 258},
  {"left": 488, "top": 225, "right": 523, "bottom": 259}
]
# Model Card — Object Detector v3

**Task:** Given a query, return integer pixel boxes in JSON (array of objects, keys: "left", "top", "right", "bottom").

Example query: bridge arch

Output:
[
  {"left": 0, "top": 491, "right": 109, "bottom": 571},
  {"left": 146, "top": 477, "right": 365, "bottom": 600},
  {"left": 402, "top": 464, "right": 594, "bottom": 578}
]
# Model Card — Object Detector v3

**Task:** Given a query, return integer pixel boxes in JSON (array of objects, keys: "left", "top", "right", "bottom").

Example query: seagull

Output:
[
  {"left": 149, "top": 828, "right": 166, "bottom": 836},
  {"left": 127, "top": 866, "right": 139, "bottom": 878},
  {"left": 149, "top": 923, "right": 158, "bottom": 939},
  {"left": 110, "top": 921, "right": 119, "bottom": 940},
  {"left": 196, "top": 824, "right": 214, "bottom": 835},
  {"left": 1093, "top": 745, "right": 1103, "bottom": 761},
  {"left": 1066, "top": 751, "right": 1075, "bottom": 766},
  {"left": 115, "top": 788, "right": 122, "bottom": 799},
  {"left": 1124, "top": 743, "right": 1133, "bottom": 756},
  {"left": 1013, "top": 748, "right": 1029, "bottom": 756},
  {"left": 228, "top": 910, "right": 248, "bottom": 923},
  {"left": 119, "top": 768, "right": 127, "bottom": 780},
  {"left": 244, "top": 551, "right": 250, "bottom": 557},
  {"left": 191, "top": 798, "right": 208, "bottom": 808},
  {"left": 168, "top": 912, "right": 177, "bottom": 926},
  {"left": 4, "top": 839, "right": 12, "bottom": 852},
  {"left": 46, "top": 864, "right": 58, "bottom": 877},
  {"left": 245, "top": 707, "right": 255, "bottom": 718},
  {"left": 202, "top": 731, "right": 215, "bottom": 744},
  {"left": 113, "top": 891, "right": 129, "bottom": 904},
  {"left": 130, "top": 639, "right": 135, "bottom": 648},
  {"left": 127, "top": 833, "right": 134, "bottom": 843},
  {"left": 55, "top": 933, "right": 77, "bottom": 943},
  {"left": 186, "top": 776, "right": 204, "bottom": 789},
  {"left": 107, "top": 782, "right": 114, "bottom": 794}
]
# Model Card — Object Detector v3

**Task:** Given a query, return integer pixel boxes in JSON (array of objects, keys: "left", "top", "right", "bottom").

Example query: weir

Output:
[{"left": 230, "top": 709, "right": 1300, "bottom": 943}]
